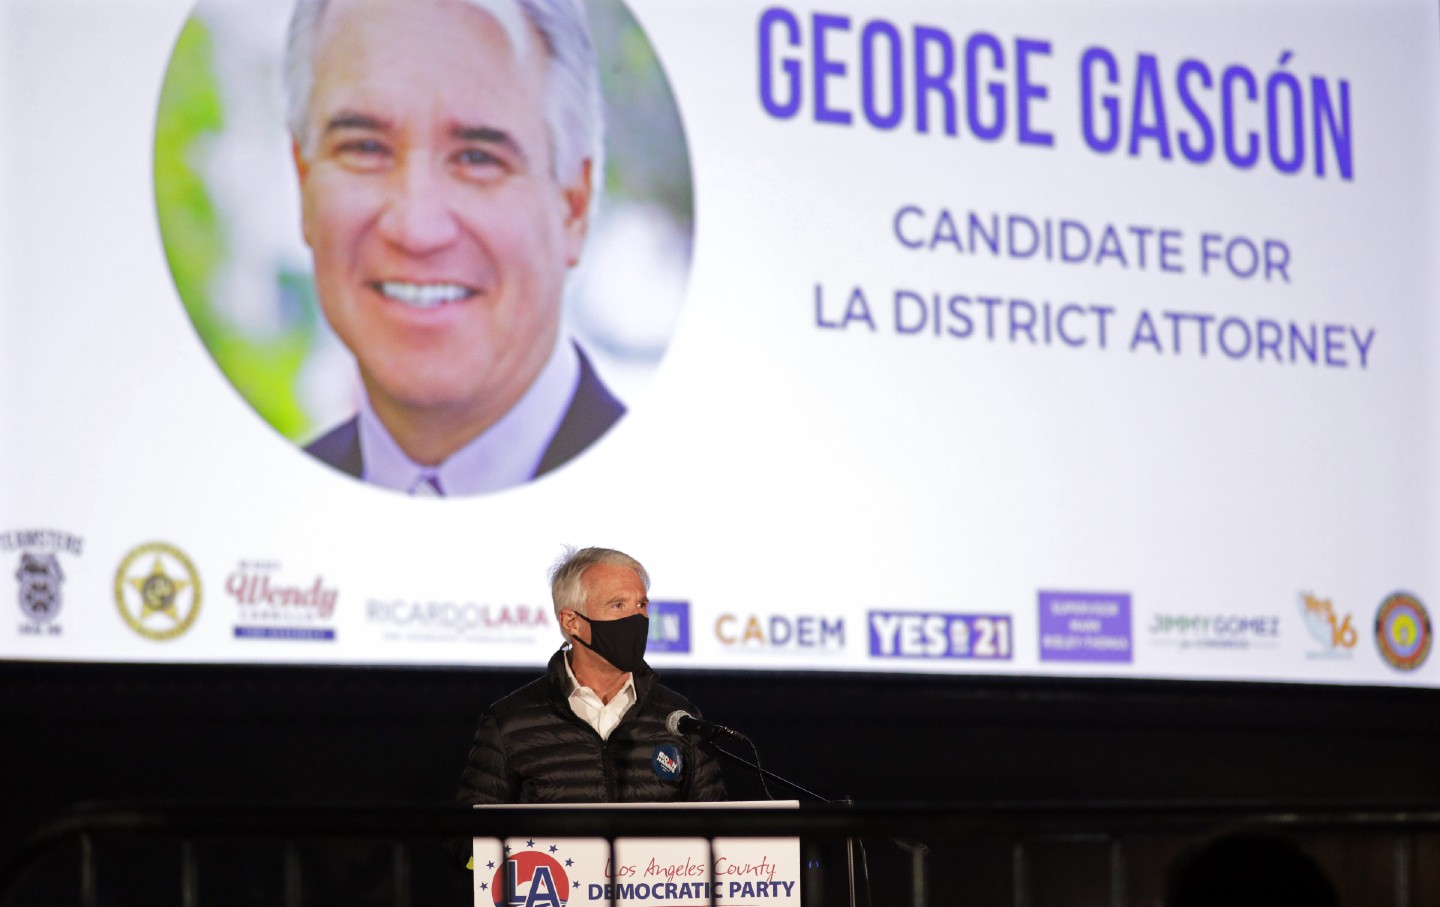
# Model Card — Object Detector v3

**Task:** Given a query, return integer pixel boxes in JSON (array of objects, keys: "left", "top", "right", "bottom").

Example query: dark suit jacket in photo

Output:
[{"left": 304, "top": 345, "right": 625, "bottom": 486}]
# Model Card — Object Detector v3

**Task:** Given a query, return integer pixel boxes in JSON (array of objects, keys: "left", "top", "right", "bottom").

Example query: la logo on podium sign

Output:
[{"left": 473, "top": 802, "right": 800, "bottom": 907}]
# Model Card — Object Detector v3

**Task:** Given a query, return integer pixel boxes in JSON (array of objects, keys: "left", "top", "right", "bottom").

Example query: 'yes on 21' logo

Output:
[{"left": 868, "top": 611, "right": 1012, "bottom": 659}]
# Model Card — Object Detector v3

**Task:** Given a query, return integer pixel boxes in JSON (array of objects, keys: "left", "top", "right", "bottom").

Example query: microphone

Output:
[{"left": 665, "top": 709, "right": 748, "bottom": 743}]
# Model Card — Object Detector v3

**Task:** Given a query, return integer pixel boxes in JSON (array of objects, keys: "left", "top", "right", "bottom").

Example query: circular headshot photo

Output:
[{"left": 155, "top": 0, "right": 692, "bottom": 497}]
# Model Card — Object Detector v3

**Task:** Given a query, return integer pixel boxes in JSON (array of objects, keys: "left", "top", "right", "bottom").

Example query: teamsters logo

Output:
[
  {"left": 17, "top": 553, "right": 64, "bottom": 627},
  {"left": 4, "top": 529, "right": 84, "bottom": 637},
  {"left": 227, "top": 560, "right": 338, "bottom": 641},
  {"left": 1374, "top": 592, "right": 1431, "bottom": 672},
  {"left": 114, "top": 541, "right": 202, "bottom": 641}
]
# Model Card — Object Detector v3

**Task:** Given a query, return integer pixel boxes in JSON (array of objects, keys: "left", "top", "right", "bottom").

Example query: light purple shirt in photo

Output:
[{"left": 356, "top": 336, "right": 581, "bottom": 496}]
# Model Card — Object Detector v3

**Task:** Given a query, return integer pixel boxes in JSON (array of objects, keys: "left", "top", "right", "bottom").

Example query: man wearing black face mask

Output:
[{"left": 455, "top": 547, "right": 726, "bottom": 818}]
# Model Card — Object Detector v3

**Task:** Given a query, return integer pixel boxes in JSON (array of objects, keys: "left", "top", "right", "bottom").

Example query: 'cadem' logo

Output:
[
  {"left": 1374, "top": 592, "right": 1431, "bottom": 672},
  {"left": 114, "top": 542, "right": 202, "bottom": 641},
  {"left": 715, "top": 613, "right": 845, "bottom": 652}
]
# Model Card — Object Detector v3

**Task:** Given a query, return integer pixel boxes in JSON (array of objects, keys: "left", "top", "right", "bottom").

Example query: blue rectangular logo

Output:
[
  {"left": 234, "top": 626, "right": 336, "bottom": 641},
  {"left": 648, "top": 600, "right": 691, "bottom": 654},
  {"left": 868, "top": 611, "right": 1012, "bottom": 660},
  {"left": 1038, "top": 591, "right": 1133, "bottom": 663}
]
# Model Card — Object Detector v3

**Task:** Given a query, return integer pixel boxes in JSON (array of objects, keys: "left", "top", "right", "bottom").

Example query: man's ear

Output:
[
  {"left": 291, "top": 139, "right": 309, "bottom": 183},
  {"left": 561, "top": 159, "right": 593, "bottom": 268},
  {"left": 292, "top": 139, "right": 315, "bottom": 248},
  {"left": 560, "top": 608, "right": 581, "bottom": 639}
]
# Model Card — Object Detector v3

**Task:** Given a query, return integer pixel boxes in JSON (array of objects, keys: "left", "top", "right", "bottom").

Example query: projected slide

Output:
[{"left": 2, "top": 0, "right": 1438, "bottom": 687}]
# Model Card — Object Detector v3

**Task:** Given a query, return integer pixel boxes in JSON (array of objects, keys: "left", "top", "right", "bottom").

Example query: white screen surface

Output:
[{"left": 2, "top": 0, "right": 1438, "bottom": 686}]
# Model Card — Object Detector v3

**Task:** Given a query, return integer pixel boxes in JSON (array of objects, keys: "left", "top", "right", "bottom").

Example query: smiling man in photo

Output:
[{"left": 284, "top": 0, "right": 623, "bottom": 496}]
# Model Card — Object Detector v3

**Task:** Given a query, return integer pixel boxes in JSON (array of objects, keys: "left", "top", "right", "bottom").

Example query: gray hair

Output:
[
  {"left": 283, "top": 0, "right": 604, "bottom": 185},
  {"left": 549, "top": 546, "right": 649, "bottom": 620}
]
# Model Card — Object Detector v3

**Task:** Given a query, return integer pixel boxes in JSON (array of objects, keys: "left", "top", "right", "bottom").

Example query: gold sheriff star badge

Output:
[{"left": 114, "top": 542, "right": 202, "bottom": 641}]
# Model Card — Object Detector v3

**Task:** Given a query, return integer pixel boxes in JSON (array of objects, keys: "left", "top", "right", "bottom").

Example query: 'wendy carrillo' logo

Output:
[
  {"left": 227, "top": 560, "right": 338, "bottom": 641},
  {"left": 3, "top": 529, "right": 84, "bottom": 637}
]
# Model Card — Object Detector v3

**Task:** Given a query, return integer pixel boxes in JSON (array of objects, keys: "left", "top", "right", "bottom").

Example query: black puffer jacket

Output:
[{"left": 457, "top": 649, "right": 727, "bottom": 805}]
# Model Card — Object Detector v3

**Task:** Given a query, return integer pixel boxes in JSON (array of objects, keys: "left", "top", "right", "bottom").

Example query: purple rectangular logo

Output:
[
  {"left": 868, "top": 611, "right": 1012, "bottom": 660},
  {"left": 648, "top": 600, "right": 691, "bottom": 654},
  {"left": 1038, "top": 591, "right": 1133, "bottom": 663}
]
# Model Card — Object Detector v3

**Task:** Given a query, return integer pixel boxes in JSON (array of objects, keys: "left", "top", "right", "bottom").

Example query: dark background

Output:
[{"left": 3, "top": 660, "right": 1439, "bottom": 904}]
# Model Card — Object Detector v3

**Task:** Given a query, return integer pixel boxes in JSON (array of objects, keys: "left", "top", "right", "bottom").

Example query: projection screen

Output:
[{"left": 2, "top": 0, "right": 1438, "bottom": 687}]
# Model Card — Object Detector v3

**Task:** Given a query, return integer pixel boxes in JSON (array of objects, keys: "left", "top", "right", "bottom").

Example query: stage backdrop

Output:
[{"left": 2, "top": 0, "right": 1439, "bottom": 688}]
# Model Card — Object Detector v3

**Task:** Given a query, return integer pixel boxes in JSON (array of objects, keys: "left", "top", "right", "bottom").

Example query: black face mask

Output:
[{"left": 573, "top": 612, "right": 649, "bottom": 673}]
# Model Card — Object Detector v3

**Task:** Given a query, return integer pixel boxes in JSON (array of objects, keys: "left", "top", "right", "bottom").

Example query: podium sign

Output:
[{"left": 473, "top": 802, "right": 801, "bottom": 907}]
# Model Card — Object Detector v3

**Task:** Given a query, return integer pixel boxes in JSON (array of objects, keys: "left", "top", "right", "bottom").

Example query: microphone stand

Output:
[
  {"left": 707, "top": 744, "right": 930, "bottom": 907},
  {"left": 708, "top": 744, "right": 832, "bottom": 804}
]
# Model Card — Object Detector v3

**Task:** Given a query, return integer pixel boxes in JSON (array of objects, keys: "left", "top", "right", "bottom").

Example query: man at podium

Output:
[{"left": 457, "top": 547, "right": 726, "bottom": 806}]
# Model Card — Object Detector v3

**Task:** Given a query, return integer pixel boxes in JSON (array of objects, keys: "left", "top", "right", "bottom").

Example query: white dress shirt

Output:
[{"left": 562, "top": 650, "right": 636, "bottom": 740}]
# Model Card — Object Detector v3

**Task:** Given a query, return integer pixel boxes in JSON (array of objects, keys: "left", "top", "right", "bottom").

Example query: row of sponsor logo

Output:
[
  {"left": 8, "top": 532, "right": 553, "bottom": 647},
  {"left": 4, "top": 530, "right": 1433, "bottom": 673}
]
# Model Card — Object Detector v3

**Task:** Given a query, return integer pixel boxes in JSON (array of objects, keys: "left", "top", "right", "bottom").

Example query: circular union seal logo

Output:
[
  {"left": 114, "top": 542, "right": 202, "bottom": 641},
  {"left": 1374, "top": 592, "right": 1431, "bottom": 672}
]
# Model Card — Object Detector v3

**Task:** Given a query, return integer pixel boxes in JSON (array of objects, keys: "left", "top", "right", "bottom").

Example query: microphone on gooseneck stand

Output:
[
  {"left": 666, "top": 709, "right": 832, "bottom": 803},
  {"left": 665, "top": 707, "right": 883, "bottom": 907},
  {"left": 665, "top": 709, "right": 750, "bottom": 744}
]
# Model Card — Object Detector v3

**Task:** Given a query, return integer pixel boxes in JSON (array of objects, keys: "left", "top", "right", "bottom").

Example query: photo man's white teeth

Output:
[{"left": 378, "top": 282, "right": 471, "bottom": 308}]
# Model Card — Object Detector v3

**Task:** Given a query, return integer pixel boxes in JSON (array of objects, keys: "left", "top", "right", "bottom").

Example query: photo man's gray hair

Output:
[
  {"left": 283, "top": 0, "right": 605, "bottom": 185},
  {"left": 549, "top": 546, "right": 649, "bottom": 619}
]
